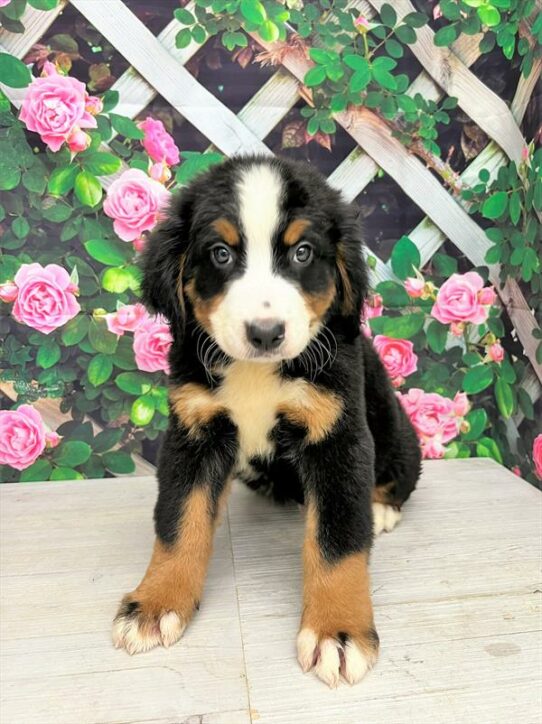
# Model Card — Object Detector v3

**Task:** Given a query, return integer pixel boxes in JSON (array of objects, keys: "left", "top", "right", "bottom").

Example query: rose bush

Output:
[{"left": 0, "top": 0, "right": 540, "bottom": 485}]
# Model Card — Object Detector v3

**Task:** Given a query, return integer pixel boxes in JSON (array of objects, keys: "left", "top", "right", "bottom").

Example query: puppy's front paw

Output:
[
  {"left": 373, "top": 502, "right": 402, "bottom": 536},
  {"left": 112, "top": 595, "right": 187, "bottom": 655},
  {"left": 297, "top": 627, "right": 379, "bottom": 688}
]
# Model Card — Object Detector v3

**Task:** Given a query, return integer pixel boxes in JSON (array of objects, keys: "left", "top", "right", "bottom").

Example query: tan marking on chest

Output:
[{"left": 170, "top": 362, "right": 343, "bottom": 461}]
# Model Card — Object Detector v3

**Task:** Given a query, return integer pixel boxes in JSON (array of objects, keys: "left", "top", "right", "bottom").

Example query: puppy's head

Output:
[{"left": 141, "top": 156, "right": 367, "bottom": 362}]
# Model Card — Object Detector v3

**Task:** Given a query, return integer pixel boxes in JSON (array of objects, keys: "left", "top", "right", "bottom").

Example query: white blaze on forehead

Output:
[{"left": 236, "top": 163, "right": 284, "bottom": 273}]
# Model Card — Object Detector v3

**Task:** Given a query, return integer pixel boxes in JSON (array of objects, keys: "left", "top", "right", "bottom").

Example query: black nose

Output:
[{"left": 246, "top": 319, "right": 285, "bottom": 352}]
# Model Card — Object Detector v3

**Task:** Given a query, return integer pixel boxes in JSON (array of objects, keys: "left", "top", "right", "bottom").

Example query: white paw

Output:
[
  {"left": 373, "top": 502, "right": 402, "bottom": 536},
  {"left": 296, "top": 628, "right": 376, "bottom": 688},
  {"left": 113, "top": 606, "right": 185, "bottom": 655}
]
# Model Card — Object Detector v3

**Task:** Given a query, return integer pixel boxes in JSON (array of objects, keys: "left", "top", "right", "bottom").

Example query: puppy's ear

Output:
[
  {"left": 139, "top": 190, "right": 194, "bottom": 335},
  {"left": 333, "top": 203, "right": 368, "bottom": 327}
]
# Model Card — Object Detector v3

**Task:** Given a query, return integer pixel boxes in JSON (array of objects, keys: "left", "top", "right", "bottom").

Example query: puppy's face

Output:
[
  {"left": 142, "top": 156, "right": 366, "bottom": 365},
  {"left": 184, "top": 162, "right": 342, "bottom": 362}
]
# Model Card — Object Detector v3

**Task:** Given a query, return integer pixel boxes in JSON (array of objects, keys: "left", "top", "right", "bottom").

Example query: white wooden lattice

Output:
[{"left": 1, "top": 0, "right": 540, "bottom": 442}]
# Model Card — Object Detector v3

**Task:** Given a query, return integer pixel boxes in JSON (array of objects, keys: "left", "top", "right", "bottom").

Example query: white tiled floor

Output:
[{"left": 1, "top": 459, "right": 541, "bottom": 723}]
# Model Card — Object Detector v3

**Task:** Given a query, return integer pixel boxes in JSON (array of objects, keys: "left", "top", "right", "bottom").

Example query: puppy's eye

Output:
[
  {"left": 292, "top": 242, "right": 313, "bottom": 266},
  {"left": 211, "top": 244, "right": 234, "bottom": 268}
]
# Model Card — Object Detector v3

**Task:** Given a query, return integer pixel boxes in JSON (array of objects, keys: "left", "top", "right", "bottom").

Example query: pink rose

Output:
[
  {"left": 0, "top": 405, "right": 46, "bottom": 471},
  {"left": 67, "top": 128, "right": 91, "bottom": 153},
  {"left": 488, "top": 342, "right": 504, "bottom": 363},
  {"left": 133, "top": 237, "right": 146, "bottom": 253},
  {"left": 433, "top": 4, "right": 443, "bottom": 20},
  {"left": 399, "top": 388, "right": 461, "bottom": 459},
  {"left": 106, "top": 303, "right": 149, "bottom": 335},
  {"left": 405, "top": 277, "right": 424, "bottom": 298},
  {"left": 149, "top": 161, "right": 172, "bottom": 184},
  {"left": 133, "top": 315, "right": 172, "bottom": 374},
  {"left": 0, "top": 0, "right": 11, "bottom": 6},
  {"left": 354, "top": 15, "right": 371, "bottom": 30},
  {"left": 360, "top": 293, "right": 383, "bottom": 338},
  {"left": 45, "top": 431, "right": 61, "bottom": 449},
  {"left": 450, "top": 322, "right": 465, "bottom": 337},
  {"left": 139, "top": 117, "right": 180, "bottom": 166},
  {"left": 103, "top": 169, "right": 170, "bottom": 242},
  {"left": 478, "top": 286, "right": 496, "bottom": 306},
  {"left": 85, "top": 95, "right": 103, "bottom": 115},
  {"left": 19, "top": 63, "right": 96, "bottom": 152},
  {"left": 12, "top": 263, "right": 80, "bottom": 334},
  {"left": 431, "top": 272, "right": 489, "bottom": 326},
  {"left": 0, "top": 281, "right": 18, "bottom": 303},
  {"left": 373, "top": 335, "right": 418, "bottom": 385},
  {"left": 533, "top": 435, "right": 542, "bottom": 480},
  {"left": 512, "top": 466, "right": 521, "bottom": 477},
  {"left": 452, "top": 391, "right": 470, "bottom": 418}
]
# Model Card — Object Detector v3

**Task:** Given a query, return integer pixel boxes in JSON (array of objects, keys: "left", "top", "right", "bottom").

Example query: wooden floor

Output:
[{"left": 1, "top": 459, "right": 541, "bottom": 724}]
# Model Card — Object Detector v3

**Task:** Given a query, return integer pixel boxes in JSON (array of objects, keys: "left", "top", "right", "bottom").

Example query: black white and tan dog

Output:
[{"left": 112, "top": 155, "right": 422, "bottom": 688}]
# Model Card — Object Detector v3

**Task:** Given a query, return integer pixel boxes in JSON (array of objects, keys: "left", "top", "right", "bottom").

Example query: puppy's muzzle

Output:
[{"left": 245, "top": 318, "right": 285, "bottom": 353}]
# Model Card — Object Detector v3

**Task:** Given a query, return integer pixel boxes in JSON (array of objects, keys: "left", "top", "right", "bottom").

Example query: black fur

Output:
[{"left": 140, "top": 155, "right": 421, "bottom": 562}]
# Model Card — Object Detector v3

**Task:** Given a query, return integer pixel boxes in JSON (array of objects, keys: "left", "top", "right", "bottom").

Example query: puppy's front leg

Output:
[
  {"left": 297, "top": 430, "right": 378, "bottom": 687},
  {"left": 113, "top": 414, "right": 237, "bottom": 654}
]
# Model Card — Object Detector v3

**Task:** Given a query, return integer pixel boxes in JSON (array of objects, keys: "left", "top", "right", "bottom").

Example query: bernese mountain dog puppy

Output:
[{"left": 112, "top": 155, "right": 421, "bottom": 688}]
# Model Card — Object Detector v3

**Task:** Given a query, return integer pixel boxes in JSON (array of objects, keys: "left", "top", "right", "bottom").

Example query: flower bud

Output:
[{"left": 0, "top": 281, "right": 18, "bottom": 303}]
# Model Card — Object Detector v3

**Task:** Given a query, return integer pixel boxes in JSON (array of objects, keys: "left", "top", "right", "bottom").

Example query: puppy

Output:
[{"left": 112, "top": 155, "right": 421, "bottom": 688}]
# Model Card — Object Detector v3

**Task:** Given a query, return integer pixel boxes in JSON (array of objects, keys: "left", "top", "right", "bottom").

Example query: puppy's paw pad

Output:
[
  {"left": 112, "top": 599, "right": 185, "bottom": 655},
  {"left": 296, "top": 628, "right": 377, "bottom": 688},
  {"left": 373, "top": 502, "right": 402, "bottom": 536}
]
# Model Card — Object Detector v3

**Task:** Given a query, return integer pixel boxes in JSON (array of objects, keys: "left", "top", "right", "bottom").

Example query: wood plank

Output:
[
  {"left": 368, "top": 0, "right": 525, "bottom": 164},
  {"left": 0, "top": 1, "right": 65, "bottom": 56},
  {"left": 70, "top": 0, "right": 271, "bottom": 157}
]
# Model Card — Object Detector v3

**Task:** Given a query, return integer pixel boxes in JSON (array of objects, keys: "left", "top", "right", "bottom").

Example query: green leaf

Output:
[
  {"left": 434, "top": 25, "right": 458, "bottom": 47},
  {"left": 50, "top": 467, "right": 84, "bottom": 481},
  {"left": 116, "top": 371, "right": 152, "bottom": 395},
  {"left": 176, "top": 28, "right": 192, "bottom": 48},
  {"left": 174, "top": 7, "right": 195, "bottom": 24},
  {"left": 375, "top": 281, "right": 409, "bottom": 307},
  {"left": 385, "top": 38, "right": 404, "bottom": 58},
  {"left": 12, "top": 217, "right": 29, "bottom": 239},
  {"left": 426, "top": 320, "right": 448, "bottom": 354},
  {"left": 88, "top": 318, "right": 118, "bottom": 355},
  {"left": 48, "top": 165, "right": 79, "bottom": 195},
  {"left": 131, "top": 394, "right": 156, "bottom": 426},
  {"left": 175, "top": 151, "right": 223, "bottom": 186},
  {"left": 85, "top": 238, "right": 131, "bottom": 266},
  {"left": 390, "top": 235, "right": 421, "bottom": 279},
  {"left": 461, "top": 408, "right": 488, "bottom": 441},
  {"left": 462, "top": 365, "right": 494, "bottom": 394},
  {"left": 371, "top": 64, "right": 397, "bottom": 91},
  {"left": 432, "top": 252, "right": 458, "bottom": 276},
  {"left": 20, "top": 459, "right": 52, "bottom": 482},
  {"left": 482, "top": 191, "right": 508, "bottom": 219},
  {"left": 0, "top": 53, "right": 32, "bottom": 88},
  {"left": 61, "top": 315, "right": 89, "bottom": 346},
  {"left": 28, "top": 0, "right": 58, "bottom": 9},
  {"left": 509, "top": 191, "right": 521, "bottom": 225},
  {"left": 102, "top": 450, "right": 135, "bottom": 474},
  {"left": 304, "top": 65, "right": 326, "bottom": 87},
  {"left": 494, "top": 378, "right": 514, "bottom": 419},
  {"left": 22, "top": 165, "right": 47, "bottom": 193},
  {"left": 517, "top": 388, "right": 534, "bottom": 420},
  {"left": 37, "top": 340, "right": 61, "bottom": 369},
  {"left": 259, "top": 20, "right": 279, "bottom": 42},
  {"left": 93, "top": 428, "right": 124, "bottom": 454},
  {"left": 380, "top": 3, "right": 397, "bottom": 27},
  {"left": 101, "top": 89, "right": 119, "bottom": 113},
  {"left": 240, "top": 0, "right": 266, "bottom": 24},
  {"left": 109, "top": 113, "right": 144, "bottom": 140},
  {"left": 476, "top": 436, "right": 503, "bottom": 464},
  {"left": 403, "top": 11, "right": 427, "bottom": 27},
  {"left": 395, "top": 24, "right": 417, "bottom": 44},
  {"left": 88, "top": 353, "right": 113, "bottom": 386},
  {"left": 42, "top": 201, "right": 72, "bottom": 222},
  {"left": 82, "top": 152, "right": 121, "bottom": 176},
  {"left": 101, "top": 267, "right": 132, "bottom": 293},
  {"left": 478, "top": 5, "right": 501, "bottom": 26},
  {"left": 74, "top": 170, "right": 102, "bottom": 208},
  {"left": 369, "top": 312, "right": 425, "bottom": 339},
  {"left": 53, "top": 440, "right": 92, "bottom": 467}
]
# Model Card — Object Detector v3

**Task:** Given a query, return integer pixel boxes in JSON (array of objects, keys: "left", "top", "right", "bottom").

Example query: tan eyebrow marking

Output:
[
  {"left": 212, "top": 218, "right": 240, "bottom": 246},
  {"left": 283, "top": 218, "right": 312, "bottom": 247}
]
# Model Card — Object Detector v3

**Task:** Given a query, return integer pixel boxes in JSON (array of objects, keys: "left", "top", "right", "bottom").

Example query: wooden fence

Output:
[{"left": 1, "top": 0, "right": 540, "bottom": 462}]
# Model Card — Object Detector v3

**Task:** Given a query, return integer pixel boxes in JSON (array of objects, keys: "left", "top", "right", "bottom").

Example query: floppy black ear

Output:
[
  {"left": 139, "top": 189, "right": 194, "bottom": 336},
  {"left": 333, "top": 202, "right": 368, "bottom": 329}
]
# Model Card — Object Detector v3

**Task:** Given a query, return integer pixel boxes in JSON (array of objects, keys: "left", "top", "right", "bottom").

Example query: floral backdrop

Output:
[{"left": 0, "top": 0, "right": 541, "bottom": 486}]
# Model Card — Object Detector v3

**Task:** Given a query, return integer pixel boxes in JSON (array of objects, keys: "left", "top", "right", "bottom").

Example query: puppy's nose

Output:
[{"left": 246, "top": 319, "right": 285, "bottom": 352}]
